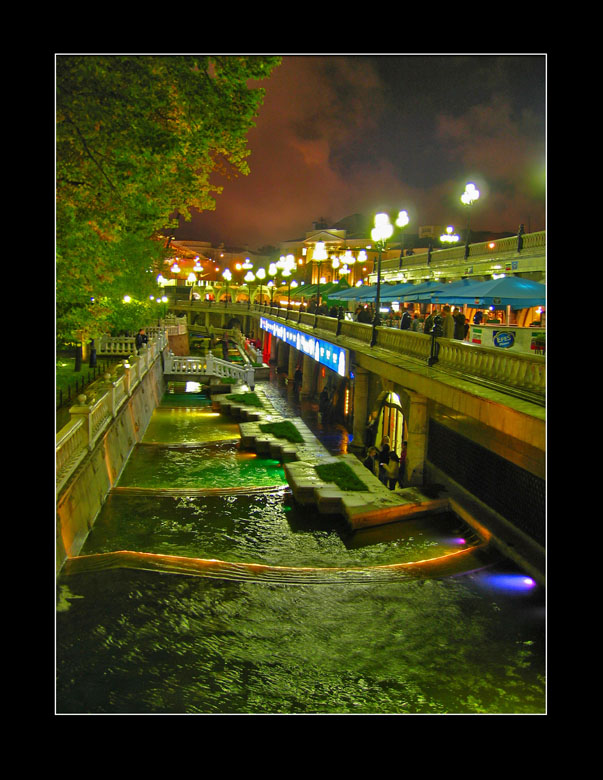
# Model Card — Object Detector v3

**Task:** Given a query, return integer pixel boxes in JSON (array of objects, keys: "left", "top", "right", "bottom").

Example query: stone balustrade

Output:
[
  {"left": 56, "top": 333, "right": 166, "bottom": 495},
  {"left": 163, "top": 351, "right": 255, "bottom": 388}
]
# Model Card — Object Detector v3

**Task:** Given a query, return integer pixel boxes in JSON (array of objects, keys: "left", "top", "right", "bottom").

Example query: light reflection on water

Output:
[
  {"left": 56, "top": 385, "right": 545, "bottom": 714},
  {"left": 56, "top": 567, "right": 545, "bottom": 715}
]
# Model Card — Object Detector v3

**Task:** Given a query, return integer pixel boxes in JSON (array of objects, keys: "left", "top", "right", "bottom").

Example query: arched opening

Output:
[{"left": 372, "top": 390, "right": 405, "bottom": 456}]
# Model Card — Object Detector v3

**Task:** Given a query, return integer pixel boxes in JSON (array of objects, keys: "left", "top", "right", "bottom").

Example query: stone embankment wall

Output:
[{"left": 56, "top": 359, "right": 165, "bottom": 572}]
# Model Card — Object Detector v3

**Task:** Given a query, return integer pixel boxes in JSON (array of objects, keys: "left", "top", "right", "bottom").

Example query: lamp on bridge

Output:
[
  {"left": 221, "top": 268, "right": 232, "bottom": 306},
  {"left": 440, "top": 226, "right": 460, "bottom": 244},
  {"left": 312, "top": 241, "right": 329, "bottom": 327},
  {"left": 370, "top": 210, "right": 410, "bottom": 346},
  {"left": 268, "top": 262, "right": 279, "bottom": 306},
  {"left": 461, "top": 182, "right": 480, "bottom": 259}
]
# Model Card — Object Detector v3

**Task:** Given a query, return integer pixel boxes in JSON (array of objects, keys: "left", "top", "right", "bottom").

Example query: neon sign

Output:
[{"left": 260, "top": 317, "right": 348, "bottom": 377}]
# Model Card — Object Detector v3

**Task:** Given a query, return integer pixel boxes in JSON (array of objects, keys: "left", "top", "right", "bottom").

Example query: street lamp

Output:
[
  {"left": 312, "top": 242, "right": 328, "bottom": 327},
  {"left": 268, "top": 262, "right": 279, "bottom": 306},
  {"left": 461, "top": 182, "right": 480, "bottom": 259},
  {"left": 370, "top": 210, "right": 409, "bottom": 346},
  {"left": 440, "top": 226, "right": 460, "bottom": 244},
  {"left": 222, "top": 268, "right": 232, "bottom": 306},
  {"left": 244, "top": 270, "right": 255, "bottom": 309}
]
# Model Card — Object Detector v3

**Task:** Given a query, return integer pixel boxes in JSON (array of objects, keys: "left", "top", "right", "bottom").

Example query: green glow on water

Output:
[
  {"left": 142, "top": 407, "right": 241, "bottom": 445},
  {"left": 117, "top": 441, "right": 287, "bottom": 490},
  {"left": 56, "top": 385, "right": 546, "bottom": 715}
]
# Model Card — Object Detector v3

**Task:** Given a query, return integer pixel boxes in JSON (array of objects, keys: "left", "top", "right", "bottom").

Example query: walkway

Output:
[{"left": 214, "top": 376, "right": 451, "bottom": 532}]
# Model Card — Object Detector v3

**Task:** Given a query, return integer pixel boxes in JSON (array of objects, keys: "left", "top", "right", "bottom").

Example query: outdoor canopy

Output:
[
  {"left": 289, "top": 280, "right": 350, "bottom": 300},
  {"left": 411, "top": 276, "right": 546, "bottom": 309}
]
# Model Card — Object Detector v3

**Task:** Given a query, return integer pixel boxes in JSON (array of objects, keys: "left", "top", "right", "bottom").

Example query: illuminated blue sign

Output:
[
  {"left": 260, "top": 317, "right": 348, "bottom": 377},
  {"left": 492, "top": 330, "right": 515, "bottom": 349}
]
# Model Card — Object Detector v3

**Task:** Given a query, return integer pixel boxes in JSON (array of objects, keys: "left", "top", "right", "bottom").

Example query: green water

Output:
[
  {"left": 79, "top": 492, "right": 478, "bottom": 568},
  {"left": 56, "top": 386, "right": 546, "bottom": 714},
  {"left": 117, "top": 442, "right": 287, "bottom": 491}
]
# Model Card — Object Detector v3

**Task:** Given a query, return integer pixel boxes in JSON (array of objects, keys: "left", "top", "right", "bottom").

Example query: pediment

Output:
[{"left": 303, "top": 229, "right": 346, "bottom": 244}]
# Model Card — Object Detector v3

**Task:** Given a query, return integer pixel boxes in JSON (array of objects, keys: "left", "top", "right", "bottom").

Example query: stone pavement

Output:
[{"left": 212, "top": 385, "right": 450, "bottom": 531}]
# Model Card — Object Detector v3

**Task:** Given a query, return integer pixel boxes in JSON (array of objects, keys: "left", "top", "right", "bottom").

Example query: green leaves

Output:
[{"left": 57, "top": 55, "right": 281, "bottom": 341}]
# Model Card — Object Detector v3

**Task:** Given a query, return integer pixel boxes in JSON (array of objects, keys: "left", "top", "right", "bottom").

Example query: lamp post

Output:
[
  {"left": 312, "top": 241, "right": 328, "bottom": 327},
  {"left": 461, "top": 182, "right": 480, "bottom": 260},
  {"left": 244, "top": 270, "right": 255, "bottom": 309},
  {"left": 268, "top": 263, "right": 278, "bottom": 307},
  {"left": 370, "top": 210, "right": 409, "bottom": 346},
  {"left": 222, "top": 268, "right": 232, "bottom": 306},
  {"left": 285, "top": 278, "right": 297, "bottom": 320}
]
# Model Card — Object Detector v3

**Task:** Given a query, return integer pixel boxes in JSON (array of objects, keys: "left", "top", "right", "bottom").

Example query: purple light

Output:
[{"left": 477, "top": 573, "right": 538, "bottom": 592}]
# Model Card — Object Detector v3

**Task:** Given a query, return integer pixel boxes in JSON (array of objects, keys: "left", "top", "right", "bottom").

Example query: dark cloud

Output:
[{"left": 175, "top": 54, "right": 545, "bottom": 249}]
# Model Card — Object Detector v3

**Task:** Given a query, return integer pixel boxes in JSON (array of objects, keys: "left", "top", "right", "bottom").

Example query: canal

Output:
[{"left": 56, "top": 375, "right": 545, "bottom": 714}]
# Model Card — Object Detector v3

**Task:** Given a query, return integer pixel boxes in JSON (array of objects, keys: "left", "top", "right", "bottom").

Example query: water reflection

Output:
[{"left": 56, "top": 380, "right": 545, "bottom": 714}]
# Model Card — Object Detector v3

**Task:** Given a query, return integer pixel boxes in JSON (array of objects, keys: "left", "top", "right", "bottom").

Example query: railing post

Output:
[{"left": 68, "top": 394, "right": 93, "bottom": 450}]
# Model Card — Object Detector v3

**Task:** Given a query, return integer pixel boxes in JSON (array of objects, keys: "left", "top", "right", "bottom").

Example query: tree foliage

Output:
[{"left": 56, "top": 54, "right": 281, "bottom": 340}]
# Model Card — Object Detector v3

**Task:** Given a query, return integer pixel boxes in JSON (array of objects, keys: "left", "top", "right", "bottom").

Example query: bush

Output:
[
  {"left": 315, "top": 462, "right": 369, "bottom": 491},
  {"left": 225, "top": 391, "right": 263, "bottom": 407},
  {"left": 258, "top": 421, "right": 304, "bottom": 443}
]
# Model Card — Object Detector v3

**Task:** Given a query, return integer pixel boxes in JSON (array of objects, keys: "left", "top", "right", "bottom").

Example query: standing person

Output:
[
  {"left": 318, "top": 387, "right": 330, "bottom": 421},
  {"left": 400, "top": 307, "right": 412, "bottom": 330},
  {"left": 377, "top": 435, "right": 391, "bottom": 484},
  {"left": 423, "top": 309, "right": 436, "bottom": 335},
  {"left": 135, "top": 328, "right": 147, "bottom": 353},
  {"left": 293, "top": 365, "right": 303, "bottom": 393},
  {"left": 453, "top": 308, "right": 466, "bottom": 340},
  {"left": 382, "top": 452, "right": 400, "bottom": 490},
  {"left": 411, "top": 314, "right": 423, "bottom": 332},
  {"left": 442, "top": 305, "right": 455, "bottom": 339},
  {"left": 221, "top": 331, "right": 230, "bottom": 361},
  {"left": 364, "top": 411, "right": 378, "bottom": 448},
  {"left": 362, "top": 446, "right": 379, "bottom": 476},
  {"left": 473, "top": 309, "right": 483, "bottom": 325},
  {"left": 398, "top": 441, "right": 407, "bottom": 487}
]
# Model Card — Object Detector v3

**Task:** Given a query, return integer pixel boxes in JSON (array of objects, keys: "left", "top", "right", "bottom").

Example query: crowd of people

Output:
[
  {"left": 349, "top": 303, "right": 474, "bottom": 339},
  {"left": 362, "top": 436, "right": 408, "bottom": 490}
]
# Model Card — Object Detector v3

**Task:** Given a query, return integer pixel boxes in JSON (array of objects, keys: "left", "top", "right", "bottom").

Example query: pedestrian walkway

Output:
[{"left": 213, "top": 379, "right": 452, "bottom": 533}]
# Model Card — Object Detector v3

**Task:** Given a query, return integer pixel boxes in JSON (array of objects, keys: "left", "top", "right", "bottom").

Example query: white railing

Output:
[
  {"left": 56, "top": 333, "right": 165, "bottom": 495},
  {"left": 163, "top": 351, "right": 255, "bottom": 388},
  {"left": 371, "top": 325, "right": 544, "bottom": 395},
  {"left": 98, "top": 328, "right": 168, "bottom": 356}
]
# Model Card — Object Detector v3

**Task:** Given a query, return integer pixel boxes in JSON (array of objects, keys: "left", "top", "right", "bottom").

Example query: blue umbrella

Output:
[
  {"left": 399, "top": 281, "right": 450, "bottom": 302},
  {"left": 380, "top": 282, "right": 424, "bottom": 301},
  {"left": 431, "top": 276, "right": 546, "bottom": 309},
  {"left": 327, "top": 284, "right": 378, "bottom": 301},
  {"left": 408, "top": 278, "right": 479, "bottom": 303}
]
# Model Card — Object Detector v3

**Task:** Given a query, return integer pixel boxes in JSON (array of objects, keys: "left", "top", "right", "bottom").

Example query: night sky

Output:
[{"left": 174, "top": 54, "right": 546, "bottom": 250}]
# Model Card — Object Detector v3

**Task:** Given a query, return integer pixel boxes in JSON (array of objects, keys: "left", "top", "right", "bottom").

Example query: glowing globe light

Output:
[
  {"left": 396, "top": 210, "right": 410, "bottom": 228},
  {"left": 313, "top": 242, "right": 328, "bottom": 261},
  {"left": 372, "top": 213, "right": 394, "bottom": 243},
  {"left": 461, "top": 182, "right": 480, "bottom": 206}
]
